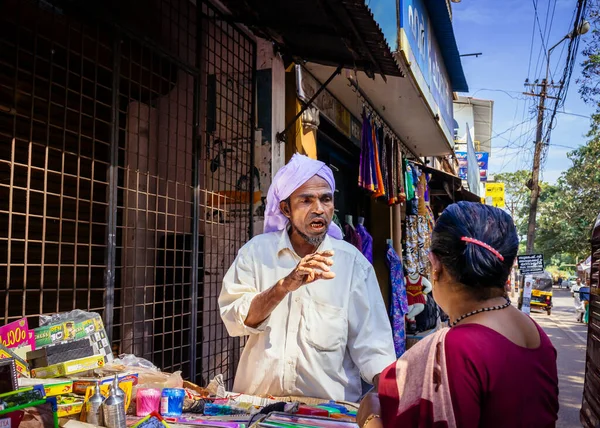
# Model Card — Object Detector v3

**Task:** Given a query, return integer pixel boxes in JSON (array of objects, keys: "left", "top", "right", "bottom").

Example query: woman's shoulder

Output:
[{"left": 445, "top": 321, "right": 555, "bottom": 359}]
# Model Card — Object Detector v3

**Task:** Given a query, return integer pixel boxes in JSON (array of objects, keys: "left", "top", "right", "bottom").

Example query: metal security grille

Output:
[
  {"left": 196, "top": 1, "right": 255, "bottom": 385},
  {"left": 0, "top": 0, "right": 255, "bottom": 386},
  {"left": 111, "top": 0, "right": 200, "bottom": 377},
  {"left": 0, "top": 0, "right": 112, "bottom": 324}
]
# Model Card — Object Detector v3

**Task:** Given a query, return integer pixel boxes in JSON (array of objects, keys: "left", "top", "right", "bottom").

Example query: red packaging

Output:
[{"left": 296, "top": 405, "right": 329, "bottom": 417}]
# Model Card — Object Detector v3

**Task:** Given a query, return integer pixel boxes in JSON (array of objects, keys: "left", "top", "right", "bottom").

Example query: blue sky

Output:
[{"left": 451, "top": 0, "right": 595, "bottom": 183}]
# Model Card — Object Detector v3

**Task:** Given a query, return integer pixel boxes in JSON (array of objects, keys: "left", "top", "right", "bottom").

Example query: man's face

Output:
[
  {"left": 281, "top": 175, "right": 334, "bottom": 247},
  {"left": 577, "top": 278, "right": 582, "bottom": 284}
]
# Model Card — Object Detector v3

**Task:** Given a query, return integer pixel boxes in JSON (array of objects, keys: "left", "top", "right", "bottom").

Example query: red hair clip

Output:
[{"left": 461, "top": 237, "right": 505, "bottom": 262}]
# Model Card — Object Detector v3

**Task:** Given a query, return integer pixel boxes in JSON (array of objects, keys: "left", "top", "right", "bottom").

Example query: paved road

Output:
[{"left": 514, "top": 287, "right": 588, "bottom": 427}]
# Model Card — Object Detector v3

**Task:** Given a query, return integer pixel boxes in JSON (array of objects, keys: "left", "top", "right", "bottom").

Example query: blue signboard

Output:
[
  {"left": 456, "top": 151, "right": 467, "bottom": 180},
  {"left": 477, "top": 152, "right": 489, "bottom": 182},
  {"left": 399, "top": 0, "right": 454, "bottom": 141},
  {"left": 456, "top": 151, "right": 488, "bottom": 182}
]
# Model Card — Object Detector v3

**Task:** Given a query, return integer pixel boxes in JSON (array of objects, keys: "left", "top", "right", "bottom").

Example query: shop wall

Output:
[
  {"left": 0, "top": 0, "right": 257, "bottom": 387},
  {"left": 453, "top": 102, "right": 474, "bottom": 151},
  {"left": 255, "top": 38, "right": 286, "bottom": 234},
  {"left": 370, "top": 202, "right": 392, "bottom": 309}
]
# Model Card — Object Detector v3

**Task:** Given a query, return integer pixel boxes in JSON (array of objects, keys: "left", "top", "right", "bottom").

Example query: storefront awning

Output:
[
  {"left": 420, "top": 165, "right": 480, "bottom": 203},
  {"left": 219, "top": 0, "right": 402, "bottom": 79},
  {"left": 304, "top": 64, "right": 454, "bottom": 156}
]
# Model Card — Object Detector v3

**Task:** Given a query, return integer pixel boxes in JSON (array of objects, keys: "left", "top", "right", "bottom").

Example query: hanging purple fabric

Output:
[
  {"left": 386, "top": 243, "right": 409, "bottom": 358},
  {"left": 343, "top": 224, "right": 363, "bottom": 252},
  {"left": 356, "top": 223, "right": 373, "bottom": 263},
  {"left": 359, "top": 111, "right": 375, "bottom": 192}
]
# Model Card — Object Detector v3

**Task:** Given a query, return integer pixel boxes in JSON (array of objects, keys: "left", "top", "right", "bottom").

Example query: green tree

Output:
[
  {"left": 579, "top": 0, "right": 600, "bottom": 108},
  {"left": 495, "top": 170, "right": 530, "bottom": 219},
  {"left": 533, "top": 134, "right": 600, "bottom": 261}
]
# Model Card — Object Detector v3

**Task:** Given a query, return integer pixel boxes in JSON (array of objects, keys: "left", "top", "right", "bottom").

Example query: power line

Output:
[
  {"left": 532, "top": 0, "right": 551, "bottom": 79},
  {"left": 542, "top": 0, "right": 589, "bottom": 165}
]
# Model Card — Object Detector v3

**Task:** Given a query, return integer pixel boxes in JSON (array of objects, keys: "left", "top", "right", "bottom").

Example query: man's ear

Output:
[{"left": 280, "top": 200, "right": 291, "bottom": 219}]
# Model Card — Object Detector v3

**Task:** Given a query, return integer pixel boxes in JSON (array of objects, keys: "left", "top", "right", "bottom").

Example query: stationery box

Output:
[
  {"left": 33, "top": 315, "right": 104, "bottom": 347},
  {"left": 27, "top": 338, "right": 94, "bottom": 369},
  {"left": 31, "top": 355, "right": 105, "bottom": 379},
  {"left": 0, "top": 344, "right": 29, "bottom": 378},
  {"left": 71, "top": 372, "right": 138, "bottom": 395}
]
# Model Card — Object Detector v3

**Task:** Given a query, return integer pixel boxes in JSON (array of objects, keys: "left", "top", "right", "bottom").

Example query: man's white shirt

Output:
[{"left": 219, "top": 229, "right": 396, "bottom": 402}]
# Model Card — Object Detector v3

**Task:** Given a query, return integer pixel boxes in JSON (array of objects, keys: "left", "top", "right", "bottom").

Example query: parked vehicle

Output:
[
  {"left": 581, "top": 213, "right": 600, "bottom": 427},
  {"left": 518, "top": 271, "right": 553, "bottom": 315}
]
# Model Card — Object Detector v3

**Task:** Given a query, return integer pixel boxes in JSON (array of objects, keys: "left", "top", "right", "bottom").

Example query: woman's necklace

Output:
[{"left": 450, "top": 297, "right": 512, "bottom": 328}]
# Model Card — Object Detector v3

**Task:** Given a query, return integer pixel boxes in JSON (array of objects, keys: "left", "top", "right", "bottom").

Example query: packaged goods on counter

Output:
[
  {"left": 0, "top": 318, "right": 36, "bottom": 361},
  {"left": 0, "top": 358, "right": 18, "bottom": 393},
  {"left": 82, "top": 378, "right": 134, "bottom": 412},
  {"left": 72, "top": 372, "right": 138, "bottom": 395},
  {"left": 0, "top": 313, "right": 360, "bottom": 428},
  {"left": 19, "top": 377, "right": 73, "bottom": 396},
  {"left": 0, "top": 344, "right": 30, "bottom": 378},
  {"left": 27, "top": 337, "right": 95, "bottom": 369},
  {"left": 31, "top": 355, "right": 106, "bottom": 378},
  {"left": 57, "top": 395, "right": 85, "bottom": 417},
  {"left": 34, "top": 311, "right": 113, "bottom": 364}
]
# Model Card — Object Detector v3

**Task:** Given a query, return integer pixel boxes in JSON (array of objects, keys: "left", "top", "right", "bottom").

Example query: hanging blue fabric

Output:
[{"left": 386, "top": 243, "right": 409, "bottom": 358}]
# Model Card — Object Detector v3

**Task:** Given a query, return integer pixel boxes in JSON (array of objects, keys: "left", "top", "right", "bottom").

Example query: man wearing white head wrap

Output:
[{"left": 219, "top": 154, "right": 395, "bottom": 402}]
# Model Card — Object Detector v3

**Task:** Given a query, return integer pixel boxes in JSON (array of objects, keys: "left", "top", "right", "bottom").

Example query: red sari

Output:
[{"left": 378, "top": 322, "right": 558, "bottom": 428}]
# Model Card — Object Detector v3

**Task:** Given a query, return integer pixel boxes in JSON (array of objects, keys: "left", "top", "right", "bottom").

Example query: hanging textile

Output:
[
  {"left": 404, "top": 159, "right": 415, "bottom": 201},
  {"left": 332, "top": 214, "right": 345, "bottom": 238},
  {"left": 343, "top": 224, "right": 363, "bottom": 251},
  {"left": 424, "top": 174, "right": 436, "bottom": 231},
  {"left": 397, "top": 142, "right": 406, "bottom": 203},
  {"left": 379, "top": 126, "right": 390, "bottom": 201},
  {"left": 417, "top": 171, "right": 427, "bottom": 216},
  {"left": 387, "top": 243, "right": 409, "bottom": 358},
  {"left": 356, "top": 223, "right": 374, "bottom": 263},
  {"left": 417, "top": 216, "right": 431, "bottom": 277},
  {"left": 372, "top": 121, "right": 386, "bottom": 198},
  {"left": 404, "top": 215, "right": 419, "bottom": 275},
  {"left": 359, "top": 111, "right": 375, "bottom": 192},
  {"left": 386, "top": 134, "right": 397, "bottom": 205}
]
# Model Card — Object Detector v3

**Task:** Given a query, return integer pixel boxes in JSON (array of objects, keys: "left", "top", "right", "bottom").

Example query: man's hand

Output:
[
  {"left": 244, "top": 250, "right": 335, "bottom": 328},
  {"left": 282, "top": 250, "right": 336, "bottom": 292}
]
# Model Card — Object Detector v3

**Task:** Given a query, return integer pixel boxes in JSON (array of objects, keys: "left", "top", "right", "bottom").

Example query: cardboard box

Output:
[
  {"left": 0, "top": 344, "right": 29, "bottom": 378},
  {"left": 31, "top": 355, "right": 105, "bottom": 379},
  {"left": 27, "top": 338, "right": 94, "bottom": 369},
  {"left": 34, "top": 315, "right": 104, "bottom": 347},
  {"left": 18, "top": 378, "right": 73, "bottom": 397},
  {"left": 71, "top": 372, "right": 138, "bottom": 395},
  {"left": 43, "top": 380, "right": 74, "bottom": 397},
  {"left": 56, "top": 396, "right": 84, "bottom": 417}
]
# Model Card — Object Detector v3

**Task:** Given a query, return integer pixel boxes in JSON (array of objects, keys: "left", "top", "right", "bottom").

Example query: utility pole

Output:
[
  {"left": 525, "top": 78, "right": 547, "bottom": 254},
  {"left": 521, "top": 17, "right": 590, "bottom": 254}
]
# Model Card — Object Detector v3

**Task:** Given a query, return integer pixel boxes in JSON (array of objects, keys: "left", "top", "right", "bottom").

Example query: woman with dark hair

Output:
[{"left": 358, "top": 202, "right": 558, "bottom": 428}]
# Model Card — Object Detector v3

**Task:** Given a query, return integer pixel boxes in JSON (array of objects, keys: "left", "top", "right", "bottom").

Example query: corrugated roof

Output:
[{"left": 218, "top": 0, "right": 403, "bottom": 79}]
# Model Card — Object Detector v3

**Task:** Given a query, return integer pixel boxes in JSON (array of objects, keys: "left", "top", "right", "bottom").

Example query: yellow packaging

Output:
[
  {"left": 43, "top": 380, "right": 73, "bottom": 397},
  {"left": 71, "top": 372, "right": 138, "bottom": 395},
  {"left": 83, "top": 381, "right": 133, "bottom": 412},
  {"left": 0, "top": 344, "right": 30, "bottom": 377},
  {"left": 31, "top": 355, "right": 105, "bottom": 378},
  {"left": 57, "top": 396, "right": 84, "bottom": 417}
]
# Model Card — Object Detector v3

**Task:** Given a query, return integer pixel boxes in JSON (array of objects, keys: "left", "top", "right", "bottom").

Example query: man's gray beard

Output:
[{"left": 292, "top": 223, "right": 326, "bottom": 248}]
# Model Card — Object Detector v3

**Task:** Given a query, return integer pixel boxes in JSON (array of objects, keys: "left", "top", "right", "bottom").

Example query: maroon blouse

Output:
[{"left": 379, "top": 321, "right": 559, "bottom": 428}]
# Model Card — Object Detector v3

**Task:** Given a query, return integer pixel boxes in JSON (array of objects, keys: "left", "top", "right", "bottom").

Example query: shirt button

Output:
[{"left": 294, "top": 297, "right": 300, "bottom": 303}]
